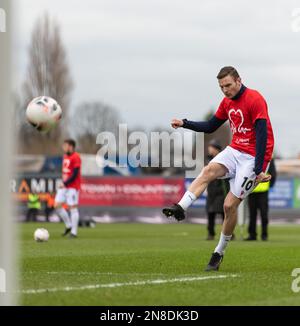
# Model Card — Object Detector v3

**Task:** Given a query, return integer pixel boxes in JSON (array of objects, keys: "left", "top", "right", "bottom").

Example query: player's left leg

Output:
[
  {"left": 205, "top": 192, "right": 241, "bottom": 271},
  {"left": 66, "top": 189, "right": 80, "bottom": 238},
  {"left": 68, "top": 205, "right": 79, "bottom": 238},
  {"left": 205, "top": 151, "right": 257, "bottom": 271}
]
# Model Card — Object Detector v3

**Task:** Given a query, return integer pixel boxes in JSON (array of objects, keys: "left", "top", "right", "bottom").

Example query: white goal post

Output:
[{"left": 0, "top": 0, "right": 17, "bottom": 305}]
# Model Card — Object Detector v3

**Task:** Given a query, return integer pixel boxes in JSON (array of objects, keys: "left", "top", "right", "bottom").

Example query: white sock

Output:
[
  {"left": 70, "top": 208, "right": 79, "bottom": 236},
  {"left": 57, "top": 207, "right": 71, "bottom": 228},
  {"left": 178, "top": 191, "right": 197, "bottom": 210},
  {"left": 214, "top": 232, "right": 232, "bottom": 255}
]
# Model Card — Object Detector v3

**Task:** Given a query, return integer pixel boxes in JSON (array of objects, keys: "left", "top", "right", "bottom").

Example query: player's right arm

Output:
[
  {"left": 171, "top": 115, "right": 226, "bottom": 133},
  {"left": 171, "top": 99, "right": 227, "bottom": 133}
]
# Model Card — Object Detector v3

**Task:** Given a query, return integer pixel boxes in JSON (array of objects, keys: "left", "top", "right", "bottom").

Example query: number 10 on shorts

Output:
[{"left": 241, "top": 177, "right": 254, "bottom": 191}]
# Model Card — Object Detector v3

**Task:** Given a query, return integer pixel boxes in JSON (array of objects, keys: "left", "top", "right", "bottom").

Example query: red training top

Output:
[
  {"left": 215, "top": 88, "right": 274, "bottom": 163},
  {"left": 62, "top": 152, "right": 81, "bottom": 190}
]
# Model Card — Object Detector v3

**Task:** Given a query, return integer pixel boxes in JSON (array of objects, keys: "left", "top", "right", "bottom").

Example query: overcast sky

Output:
[{"left": 14, "top": 0, "right": 300, "bottom": 157}]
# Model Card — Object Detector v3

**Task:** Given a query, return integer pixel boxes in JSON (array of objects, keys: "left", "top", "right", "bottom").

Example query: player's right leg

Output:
[
  {"left": 54, "top": 188, "right": 72, "bottom": 236},
  {"left": 162, "top": 162, "right": 227, "bottom": 221}
]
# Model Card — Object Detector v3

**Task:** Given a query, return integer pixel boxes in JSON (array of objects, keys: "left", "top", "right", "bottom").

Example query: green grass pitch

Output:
[{"left": 20, "top": 222, "right": 300, "bottom": 306}]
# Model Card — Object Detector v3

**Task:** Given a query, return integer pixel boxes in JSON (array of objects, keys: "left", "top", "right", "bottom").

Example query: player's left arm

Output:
[
  {"left": 252, "top": 97, "right": 271, "bottom": 183},
  {"left": 63, "top": 155, "right": 81, "bottom": 187},
  {"left": 63, "top": 167, "right": 80, "bottom": 187},
  {"left": 254, "top": 119, "right": 270, "bottom": 182}
]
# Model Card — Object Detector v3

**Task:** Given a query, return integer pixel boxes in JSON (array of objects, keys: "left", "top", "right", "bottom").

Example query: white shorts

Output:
[
  {"left": 55, "top": 188, "right": 79, "bottom": 206},
  {"left": 210, "top": 146, "right": 268, "bottom": 200}
]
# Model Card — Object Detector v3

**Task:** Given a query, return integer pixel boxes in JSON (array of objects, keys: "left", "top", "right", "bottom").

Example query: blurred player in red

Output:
[
  {"left": 163, "top": 66, "right": 274, "bottom": 271},
  {"left": 55, "top": 139, "right": 81, "bottom": 238}
]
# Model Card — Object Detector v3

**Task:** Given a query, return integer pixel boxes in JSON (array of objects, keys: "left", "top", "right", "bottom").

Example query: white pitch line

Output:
[
  {"left": 25, "top": 271, "right": 167, "bottom": 276},
  {"left": 22, "top": 274, "right": 238, "bottom": 295}
]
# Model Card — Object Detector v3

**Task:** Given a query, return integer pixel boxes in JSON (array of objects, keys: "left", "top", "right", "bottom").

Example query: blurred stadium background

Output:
[
  {"left": 11, "top": 0, "right": 300, "bottom": 227},
  {"left": 13, "top": 153, "right": 300, "bottom": 224}
]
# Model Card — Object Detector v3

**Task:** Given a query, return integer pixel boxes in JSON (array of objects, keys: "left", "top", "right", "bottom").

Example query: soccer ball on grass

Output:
[{"left": 34, "top": 228, "right": 50, "bottom": 242}]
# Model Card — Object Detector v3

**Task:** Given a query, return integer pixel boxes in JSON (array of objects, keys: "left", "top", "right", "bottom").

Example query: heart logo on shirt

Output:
[{"left": 228, "top": 109, "right": 250, "bottom": 134}]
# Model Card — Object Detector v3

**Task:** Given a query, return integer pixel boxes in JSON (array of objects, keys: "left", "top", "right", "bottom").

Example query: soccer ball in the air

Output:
[
  {"left": 34, "top": 228, "right": 50, "bottom": 242},
  {"left": 26, "top": 96, "right": 62, "bottom": 133}
]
